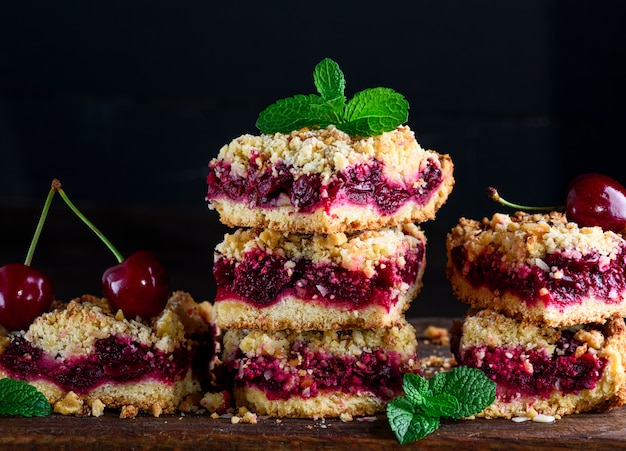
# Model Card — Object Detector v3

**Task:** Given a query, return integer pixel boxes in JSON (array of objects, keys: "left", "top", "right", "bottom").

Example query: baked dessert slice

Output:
[
  {"left": 206, "top": 125, "right": 454, "bottom": 234},
  {"left": 212, "top": 224, "right": 426, "bottom": 331},
  {"left": 451, "top": 309, "right": 626, "bottom": 419},
  {"left": 0, "top": 291, "right": 217, "bottom": 417},
  {"left": 446, "top": 211, "right": 626, "bottom": 327},
  {"left": 222, "top": 320, "right": 419, "bottom": 418}
]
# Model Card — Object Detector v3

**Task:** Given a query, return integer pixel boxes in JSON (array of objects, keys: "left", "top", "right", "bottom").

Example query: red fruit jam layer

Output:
[
  {"left": 213, "top": 246, "right": 424, "bottom": 309},
  {"left": 206, "top": 157, "right": 444, "bottom": 215},
  {"left": 454, "top": 330, "right": 606, "bottom": 401},
  {"left": 226, "top": 343, "right": 412, "bottom": 401},
  {"left": 0, "top": 335, "right": 194, "bottom": 394},
  {"left": 449, "top": 246, "right": 626, "bottom": 309}
]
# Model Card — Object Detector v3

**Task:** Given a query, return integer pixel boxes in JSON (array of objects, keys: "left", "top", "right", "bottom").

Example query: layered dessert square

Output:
[
  {"left": 451, "top": 309, "right": 626, "bottom": 419},
  {"left": 206, "top": 125, "right": 454, "bottom": 234},
  {"left": 0, "top": 291, "right": 217, "bottom": 417},
  {"left": 212, "top": 224, "right": 426, "bottom": 331},
  {"left": 446, "top": 211, "right": 626, "bottom": 327},
  {"left": 222, "top": 320, "right": 419, "bottom": 418}
]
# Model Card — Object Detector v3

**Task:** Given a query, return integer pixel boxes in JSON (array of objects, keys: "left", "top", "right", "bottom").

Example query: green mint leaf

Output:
[
  {"left": 402, "top": 373, "right": 429, "bottom": 405},
  {"left": 386, "top": 397, "right": 440, "bottom": 444},
  {"left": 255, "top": 94, "right": 332, "bottom": 134},
  {"left": 386, "top": 397, "right": 415, "bottom": 443},
  {"left": 0, "top": 378, "right": 51, "bottom": 417},
  {"left": 338, "top": 87, "right": 409, "bottom": 137},
  {"left": 256, "top": 58, "right": 408, "bottom": 137},
  {"left": 313, "top": 57, "right": 345, "bottom": 101},
  {"left": 387, "top": 367, "right": 496, "bottom": 444},
  {"left": 429, "top": 367, "right": 496, "bottom": 419},
  {"left": 420, "top": 392, "right": 460, "bottom": 418}
]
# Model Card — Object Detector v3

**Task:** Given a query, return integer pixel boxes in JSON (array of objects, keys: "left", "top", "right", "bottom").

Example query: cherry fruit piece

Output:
[
  {"left": 52, "top": 179, "right": 170, "bottom": 320},
  {"left": 565, "top": 173, "right": 626, "bottom": 234},
  {"left": 0, "top": 183, "right": 57, "bottom": 331},
  {"left": 488, "top": 173, "right": 626, "bottom": 234},
  {"left": 102, "top": 250, "right": 170, "bottom": 319},
  {"left": 0, "top": 263, "right": 55, "bottom": 331}
]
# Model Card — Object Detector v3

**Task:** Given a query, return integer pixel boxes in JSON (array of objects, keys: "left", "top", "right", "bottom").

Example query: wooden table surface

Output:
[{"left": 2, "top": 318, "right": 626, "bottom": 450}]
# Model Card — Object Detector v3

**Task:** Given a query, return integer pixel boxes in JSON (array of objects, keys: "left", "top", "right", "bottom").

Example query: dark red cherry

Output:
[
  {"left": 102, "top": 250, "right": 170, "bottom": 319},
  {"left": 566, "top": 173, "right": 626, "bottom": 234},
  {"left": 0, "top": 263, "right": 55, "bottom": 331}
]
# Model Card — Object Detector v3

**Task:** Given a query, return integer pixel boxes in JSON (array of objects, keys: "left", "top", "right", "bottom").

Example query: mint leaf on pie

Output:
[
  {"left": 255, "top": 94, "right": 335, "bottom": 135},
  {"left": 387, "top": 368, "right": 496, "bottom": 444},
  {"left": 339, "top": 87, "right": 409, "bottom": 137},
  {"left": 0, "top": 378, "right": 52, "bottom": 417},
  {"left": 256, "top": 58, "right": 408, "bottom": 137},
  {"left": 313, "top": 57, "right": 345, "bottom": 102}
]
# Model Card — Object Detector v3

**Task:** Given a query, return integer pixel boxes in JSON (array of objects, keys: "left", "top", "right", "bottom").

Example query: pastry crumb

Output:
[
  {"left": 90, "top": 399, "right": 105, "bottom": 417},
  {"left": 54, "top": 391, "right": 84, "bottom": 416},
  {"left": 424, "top": 325, "right": 450, "bottom": 345},
  {"left": 120, "top": 405, "right": 139, "bottom": 419},
  {"left": 340, "top": 413, "right": 353, "bottom": 422}
]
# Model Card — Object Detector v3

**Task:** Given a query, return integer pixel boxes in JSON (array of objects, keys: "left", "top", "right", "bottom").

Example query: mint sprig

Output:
[
  {"left": 387, "top": 367, "right": 496, "bottom": 444},
  {"left": 0, "top": 378, "right": 52, "bottom": 417},
  {"left": 256, "top": 58, "right": 409, "bottom": 137}
]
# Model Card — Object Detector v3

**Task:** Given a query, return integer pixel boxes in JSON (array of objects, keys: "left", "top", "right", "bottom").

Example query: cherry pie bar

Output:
[
  {"left": 446, "top": 211, "right": 626, "bottom": 327},
  {"left": 212, "top": 224, "right": 426, "bottom": 331},
  {"left": 222, "top": 319, "right": 419, "bottom": 418},
  {"left": 0, "top": 291, "right": 217, "bottom": 417},
  {"left": 451, "top": 309, "right": 626, "bottom": 419},
  {"left": 206, "top": 125, "right": 454, "bottom": 234}
]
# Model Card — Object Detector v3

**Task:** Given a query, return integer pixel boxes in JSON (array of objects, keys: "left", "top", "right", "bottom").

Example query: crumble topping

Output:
[
  {"left": 210, "top": 125, "right": 430, "bottom": 184},
  {"left": 215, "top": 223, "right": 425, "bottom": 277},
  {"left": 223, "top": 320, "right": 417, "bottom": 360},
  {"left": 458, "top": 309, "right": 608, "bottom": 354},
  {"left": 23, "top": 291, "right": 207, "bottom": 358},
  {"left": 449, "top": 211, "right": 625, "bottom": 268}
]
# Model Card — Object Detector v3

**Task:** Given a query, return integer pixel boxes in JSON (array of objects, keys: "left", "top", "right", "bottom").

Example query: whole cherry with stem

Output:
[
  {"left": 488, "top": 173, "right": 626, "bottom": 234},
  {"left": 0, "top": 184, "right": 56, "bottom": 331},
  {"left": 52, "top": 179, "right": 170, "bottom": 319}
]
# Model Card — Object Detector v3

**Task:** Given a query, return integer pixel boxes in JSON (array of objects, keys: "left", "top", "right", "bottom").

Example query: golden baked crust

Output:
[
  {"left": 454, "top": 309, "right": 626, "bottom": 419},
  {"left": 212, "top": 224, "right": 426, "bottom": 330},
  {"left": 222, "top": 321, "right": 419, "bottom": 418},
  {"left": 446, "top": 211, "right": 626, "bottom": 327},
  {"left": 0, "top": 291, "right": 214, "bottom": 417},
  {"left": 232, "top": 386, "right": 386, "bottom": 419},
  {"left": 207, "top": 125, "right": 454, "bottom": 234}
]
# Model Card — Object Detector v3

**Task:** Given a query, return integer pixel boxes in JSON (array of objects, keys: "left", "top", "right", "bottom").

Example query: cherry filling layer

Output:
[
  {"left": 206, "top": 157, "right": 444, "bottom": 215},
  {"left": 454, "top": 330, "right": 606, "bottom": 401},
  {"left": 226, "top": 344, "right": 411, "bottom": 401},
  {"left": 213, "top": 246, "right": 424, "bottom": 309},
  {"left": 0, "top": 335, "right": 193, "bottom": 394},
  {"left": 450, "top": 246, "right": 626, "bottom": 308}
]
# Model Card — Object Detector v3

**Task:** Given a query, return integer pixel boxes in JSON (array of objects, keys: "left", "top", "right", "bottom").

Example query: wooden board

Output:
[{"left": 1, "top": 318, "right": 626, "bottom": 450}]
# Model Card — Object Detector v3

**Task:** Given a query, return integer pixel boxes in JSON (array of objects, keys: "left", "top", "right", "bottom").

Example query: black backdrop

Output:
[{"left": 1, "top": 1, "right": 626, "bottom": 317}]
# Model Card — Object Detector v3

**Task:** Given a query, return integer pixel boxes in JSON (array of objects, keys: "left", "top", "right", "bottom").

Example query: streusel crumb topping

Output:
[
  {"left": 459, "top": 309, "right": 607, "bottom": 354},
  {"left": 211, "top": 125, "right": 430, "bottom": 183},
  {"left": 215, "top": 224, "right": 424, "bottom": 277},
  {"left": 449, "top": 211, "right": 625, "bottom": 267},
  {"left": 224, "top": 320, "right": 417, "bottom": 360},
  {"left": 23, "top": 291, "right": 207, "bottom": 358}
]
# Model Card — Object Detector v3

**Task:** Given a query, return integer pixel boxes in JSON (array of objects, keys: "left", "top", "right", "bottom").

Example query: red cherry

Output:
[
  {"left": 565, "top": 173, "right": 626, "bottom": 234},
  {"left": 0, "top": 263, "right": 55, "bottom": 331},
  {"left": 102, "top": 250, "right": 170, "bottom": 319}
]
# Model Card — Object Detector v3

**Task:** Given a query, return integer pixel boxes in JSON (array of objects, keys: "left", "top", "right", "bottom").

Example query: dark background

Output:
[{"left": 1, "top": 1, "right": 626, "bottom": 318}]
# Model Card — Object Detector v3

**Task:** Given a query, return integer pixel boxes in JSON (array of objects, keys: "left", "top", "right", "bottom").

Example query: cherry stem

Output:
[
  {"left": 487, "top": 187, "right": 564, "bottom": 211},
  {"left": 52, "top": 179, "right": 125, "bottom": 263},
  {"left": 24, "top": 185, "right": 56, "bottom": 267}
]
